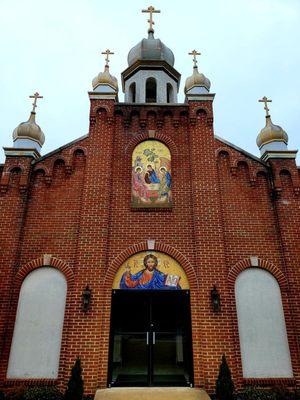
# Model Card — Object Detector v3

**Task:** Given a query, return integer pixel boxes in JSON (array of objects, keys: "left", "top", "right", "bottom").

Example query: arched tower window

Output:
[
  {"left": 132, "top": 140, "right": 172, "bottom": 208},
  {"left": 235, "top": 268, "right": 293, "bottom": 378},
  {"left": 129, "top": 82, "right": 136, "bottom": 103},
  {"left": 145, "top": 78, "right": 157, "bottom": 103},
  {"left": 167, "top": 83, "right": 174, "bottom": 103},
  {"left": 7, "top": 267, "right": 67, "bottom": 379}
]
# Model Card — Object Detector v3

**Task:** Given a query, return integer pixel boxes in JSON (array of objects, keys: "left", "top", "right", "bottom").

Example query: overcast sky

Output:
[{"left": 0, "top": 0, "right": 299, "bottom": 163}]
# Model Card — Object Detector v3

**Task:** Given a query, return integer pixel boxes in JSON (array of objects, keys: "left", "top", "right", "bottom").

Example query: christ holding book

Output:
[{"left": 120, "top": 254, "right": 181, "bottom": 290}]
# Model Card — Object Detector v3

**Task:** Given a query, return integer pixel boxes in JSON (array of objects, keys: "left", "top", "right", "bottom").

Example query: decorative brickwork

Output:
[{"left": 0, "top": 96, "right": 299, "bottom": 398}]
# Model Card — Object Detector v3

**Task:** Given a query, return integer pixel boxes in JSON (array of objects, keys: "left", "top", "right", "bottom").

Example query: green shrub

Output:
[
  {"left": 64, "top": 358, "right": 84, "bottom": 400},
  {"left": 242, "top": 386, "right": 276, "bottom": 400},
  {"left": 272, "top": 386, "right": 294, "bottom": 400},
  {"left": 242, "top": 386, "right": 296, "bottom": 400},
  {"left": 4, "top": 387, "right": 25, "bottom": 400},
  {"left": 23, "top": 386, "right": 63, "bottom": 400},
  {"left": 216, "top": 354, "right": 235, "bottom": 400}
]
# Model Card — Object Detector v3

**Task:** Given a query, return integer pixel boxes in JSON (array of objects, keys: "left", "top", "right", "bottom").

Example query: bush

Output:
[
  {"left": 272, "top": 386, "right": 294, "bottom": 400},
  {"left": 23, "top": 386, "right": 63, "bottom": 400},
  {"left": 216, "top": 354, "right": 235, "bottom": 400},
  {"left": 64, "top": 358, "right": 84, "bottom": 400},
  {"left": 241, "top": 386, "right": 296, "bottom": 400},
  {"left": 3, "top": 387, "right": 25, "bottom": 400},
  {"left": 242, "top": 386, "right": 275, "bottom": 400}
]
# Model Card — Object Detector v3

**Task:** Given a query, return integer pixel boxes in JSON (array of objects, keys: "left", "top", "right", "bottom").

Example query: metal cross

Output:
[
  {"left": 29, "top": 92, "right": 43, "bottom": 113},
  {"left": 189, "top": 50, "right": 201, "bottom": 68},
  {"left": 101, "top": 49, "right": 114, "bottom": 66},
  {"left": 142, "top": 6, "right": 160, "bottom": 32},
  {"left": 259, "top": 96, "right": 272, "bottom": 117}
]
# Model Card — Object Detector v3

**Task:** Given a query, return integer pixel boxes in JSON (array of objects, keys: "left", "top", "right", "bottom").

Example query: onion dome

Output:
[
  {"left": 185, "top": 65, "right": 211, "bottom": 93},
  {"left": 92, "top": 65, "right": 118, "bottom": 91},
  {"left": 128, "top": 31, "right": 175, "bottom": 67},
  {"left": 256, "top": 115, "right": 288, "bottom": 149},
  {"left": 13, "top": 111, "right": 45, "bottom": 147}
]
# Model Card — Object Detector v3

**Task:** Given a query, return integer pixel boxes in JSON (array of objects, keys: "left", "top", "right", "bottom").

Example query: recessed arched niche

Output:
[
  {"left": 7, "top": 267, "right": 67, "bottom": 379},
  {"left": 132, "top": 140, "right": 172, "bottom": 208},
  {"left": 112, "top": 251, "right": 189, "bottom": 290},
  {"left": 235, "top": 268, "right": 293, "bottom": 378}
]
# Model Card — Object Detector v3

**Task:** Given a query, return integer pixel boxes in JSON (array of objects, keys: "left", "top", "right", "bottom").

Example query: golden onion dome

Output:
[
  {"left": 13, "top": 112, "right": 45, "bottom": 146},
  {"left": 256, "top": 115, "right": 288, "bottom": 149},
  {"left": 185, "top": 66, "right": 211, "bottom": 93},
  {"left": 92, "top": 65, "right": 118, "bottom": 91}
]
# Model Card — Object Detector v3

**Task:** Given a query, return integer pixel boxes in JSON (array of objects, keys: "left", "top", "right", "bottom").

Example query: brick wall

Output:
[{"left": 0, "top": 99, "right": 299, "bottom": 395}]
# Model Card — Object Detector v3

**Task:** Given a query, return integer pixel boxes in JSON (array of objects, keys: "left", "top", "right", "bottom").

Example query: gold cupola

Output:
[
  {"left": 13, "top": 92, "right": 45, "bottom": 152},
  {"left": 256, "top": 97, "right": 288, "bottom": 155},
  {"left": 92, "top": 49, "right": 118, "bottom": 93},
  {"left": 185, "top": 50, "right": 211, "bottom": 95}
]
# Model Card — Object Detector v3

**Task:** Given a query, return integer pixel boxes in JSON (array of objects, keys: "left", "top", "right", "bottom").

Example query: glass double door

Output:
[{"left": 109, "top": 290, "right": 193, "bottom": 387}]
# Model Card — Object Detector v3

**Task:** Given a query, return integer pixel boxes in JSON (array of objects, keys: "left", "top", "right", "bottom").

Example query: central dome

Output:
[{"left": 128, "top": 31, "right": 175, "bottom": 67}]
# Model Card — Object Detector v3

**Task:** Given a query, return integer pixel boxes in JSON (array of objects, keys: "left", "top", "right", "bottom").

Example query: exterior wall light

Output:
[
  {"left": 82, "top": 286, "right": 92, "bottom": 312},
  {"left": 211, "top": 285, "right": 221, "bottom": 312}
]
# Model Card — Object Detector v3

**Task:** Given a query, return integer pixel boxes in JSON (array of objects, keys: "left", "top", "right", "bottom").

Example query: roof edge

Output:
[
  {"left": 215, "top": 135, "right": 268, "bottom": 167},
  {"left": 32, "top": 134, "right": 89, "bottom": 164}
]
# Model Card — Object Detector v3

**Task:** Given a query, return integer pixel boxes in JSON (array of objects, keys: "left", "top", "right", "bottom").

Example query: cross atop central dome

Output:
[{"left": 122, "top": 5, "right": 180, "bottom": 104}]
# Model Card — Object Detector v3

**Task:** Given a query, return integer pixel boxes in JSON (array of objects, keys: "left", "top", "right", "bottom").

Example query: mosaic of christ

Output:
[
  {"left": 112, "top": 252, "right": 190, "bottom": 290},
  {"left": 131, "top": 140, "right": 172, "bottom": 208}
]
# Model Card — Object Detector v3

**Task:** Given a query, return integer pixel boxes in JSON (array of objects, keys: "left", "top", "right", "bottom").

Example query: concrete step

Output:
[{"left": 94, "top": 387, "right": 211, "bottom": 400}]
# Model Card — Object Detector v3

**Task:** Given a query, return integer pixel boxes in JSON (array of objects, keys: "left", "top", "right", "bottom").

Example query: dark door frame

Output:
[{"left": 107, "top": 290, "right": 194, "bottom": 387}]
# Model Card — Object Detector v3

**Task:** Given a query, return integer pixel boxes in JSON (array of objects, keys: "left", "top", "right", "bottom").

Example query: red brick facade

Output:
[{"left": 0, "top": 96, "right": 300, "bottom": 396}]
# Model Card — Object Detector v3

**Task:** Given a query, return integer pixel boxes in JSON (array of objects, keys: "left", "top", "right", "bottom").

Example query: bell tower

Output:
[{"left": 121, "top": 6, "right": 180, "bottom": 104}]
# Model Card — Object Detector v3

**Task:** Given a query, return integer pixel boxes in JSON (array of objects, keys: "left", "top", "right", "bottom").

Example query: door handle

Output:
[
  {"left": 153, "top": 331, "right": 156, "bottom": 345},
  {"left": 146, "top": 332, "right": 149, "bottom": 345}
]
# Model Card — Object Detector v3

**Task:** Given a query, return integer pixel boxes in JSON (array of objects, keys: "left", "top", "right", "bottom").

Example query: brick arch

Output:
[
  {"left": 125, "top": 132, "right": 178, "bottom": 156},
  {"left": 255, "top": 168, "right": 268, "bottom": 178},
  {"left": 190, "top": 106, "right": 210, "bottom": 118},
  {"left": 216, "top": 147, "right": 232, "bottom": 159},
  {"left": 103, "top": 241, "right": 198, "bottom": 290},
  {"left": 92, "top": 105, "right": 109, "bottom": 115},
  {"left": 69, "top": 146, "right": 87, "bottom": 158},
  {"left": 7, "top": 165, "right": 24, "bottom": 173},
  {"left": 33, "top": 163, "right": 51, "bottom": 176},
  {"left": 51, "top": 156, "right": 68, "bottom": 171},
  {"left": 216, "top": 147, "right": 233, "bottom": 168},
  {"left": 228, "top": 258, "right": 288, "bottom": 291},
  {"left": 15, "top": 255, "right": 74, "bottom": 289}
]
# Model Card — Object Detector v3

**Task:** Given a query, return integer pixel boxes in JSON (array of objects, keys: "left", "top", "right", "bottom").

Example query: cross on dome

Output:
[
  {"left": 259, "top": 96, "right": 272, "bottom": 117},
  {"left": 142, "top": 5, "right": 160, "bottom": 33},
  {"left": 29, "top": 92, "right": 43, "bottom": 113},
  {"left": 101, "top": 49, "right": 114, "bottom": 67},
  {"left": 189, "top": 50, "right": 201, "bottom": 68}
]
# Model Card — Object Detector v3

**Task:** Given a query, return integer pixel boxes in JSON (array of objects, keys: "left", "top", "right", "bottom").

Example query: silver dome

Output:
[{"left": 128, "top": 31, "right": 175, "bottom": 67}]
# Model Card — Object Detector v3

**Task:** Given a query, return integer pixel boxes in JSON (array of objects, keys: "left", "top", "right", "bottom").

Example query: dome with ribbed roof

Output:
[
  {"left": 256, "top": 115, "right": 288, "bottom": 149},
  {"left": 128, "top": 31, "right": 175, "bottom": 67},
  {"left": 185, "top": 66, "right": 211, "bottom": 93},
  {"left": 13, "top": 112, "right": 45, "bottom": 147},
  {"left": 92, "top": 65, "right": 118, "bottom": 91}
]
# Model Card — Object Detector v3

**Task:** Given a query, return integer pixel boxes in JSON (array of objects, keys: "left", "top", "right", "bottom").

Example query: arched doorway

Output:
[{"left": 108, "top": 251, "right": 193, "bottom": 387}]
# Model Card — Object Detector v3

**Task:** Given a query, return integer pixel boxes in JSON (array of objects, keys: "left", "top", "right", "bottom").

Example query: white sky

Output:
[{"left": 0, "top": 0, "right": 299, "bottom": 163}]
